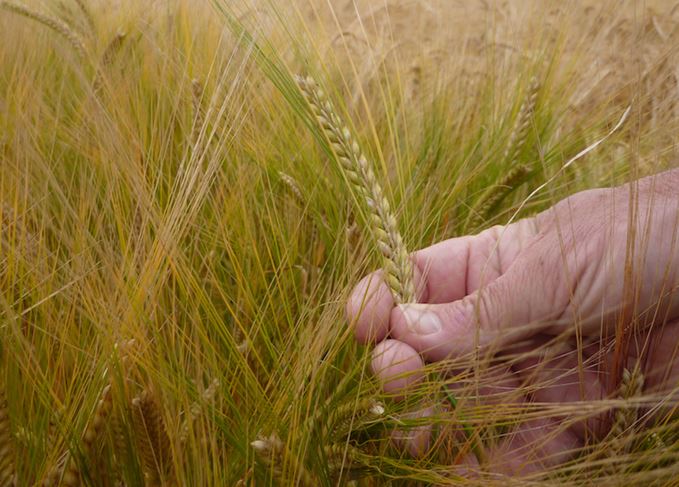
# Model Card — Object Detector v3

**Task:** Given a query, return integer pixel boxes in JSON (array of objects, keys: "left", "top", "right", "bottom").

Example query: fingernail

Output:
[{"left": 399, "top": 304, "right": 441, "bottom": 335}]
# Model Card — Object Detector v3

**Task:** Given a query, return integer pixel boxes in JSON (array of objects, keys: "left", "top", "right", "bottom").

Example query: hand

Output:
[{"left": 346, "top": 169, "right": 679, "bottom": 475}]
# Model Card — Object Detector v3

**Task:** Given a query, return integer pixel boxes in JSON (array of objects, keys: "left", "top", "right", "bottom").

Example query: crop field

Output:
[{"left": 0, "top": 0, "right": 678, "bottom": 485}]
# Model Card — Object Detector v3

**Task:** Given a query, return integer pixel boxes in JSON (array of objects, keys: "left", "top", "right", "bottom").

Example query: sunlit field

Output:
[{"left": 0, "top": 0, "right": 678, "bottom": 485}]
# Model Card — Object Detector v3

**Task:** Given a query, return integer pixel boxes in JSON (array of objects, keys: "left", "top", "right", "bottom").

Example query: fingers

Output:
[
  {"left": 413, "top": 218, "right": 538, "bottom": 303},
  {"left": 644, "top": 318, "right": 679, "bottom": 392},
  {"left": 347, "top": 266, "right": 426, "bottom": 344},
  {"left": 454, "top": 417, "right": 582, "bottom": 477},
  {"left": 390, "top": 405, "right": 435, "bottom": 457},
  {"left": 370, "top": 339, "right": 425, "bottom": 399},
  {"left": 389, "top": 254, "right": 564, "bottom": 361},
  {"left": 347, "top": 271, "right": 395, "bottom": 343},
  {"left": 347, "top": 218, "right": 539, "bottom": 344}
]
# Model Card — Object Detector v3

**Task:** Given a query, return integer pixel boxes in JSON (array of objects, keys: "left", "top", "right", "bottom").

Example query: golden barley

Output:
[
  {"left": 503, "top": 77, "right": 540, "bottom": 166},
  {"left": 101, "top": 30, "right": 126, "bottom": 66},
  {"left": 131, "top": 390, "right": 171, "bottom": 486}
]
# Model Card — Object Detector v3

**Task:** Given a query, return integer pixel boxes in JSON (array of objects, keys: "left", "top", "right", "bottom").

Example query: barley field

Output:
[{"left": 0, "top": 0, "right": 678, "bottom": 485}]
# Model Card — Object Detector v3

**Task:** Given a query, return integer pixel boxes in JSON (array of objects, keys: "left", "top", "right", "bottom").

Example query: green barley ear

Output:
[
  {"left": 251, "top": 433, "right": 316, "bottom": 486},
  {"left": 296, "top": 74, "right": 484, "bottom": 466},
  {"left": 0, "top": 1, "right": 87, "bottom": 60},
  {"left": 323, "top": 398, "right": 385, "bottom": 441},
  {"left": 179, "top": 378, "right": 219, "bottom": 444},
  {"left": 92, "top": 30, "right": 126, "bottom": 94},
  {"left": 295, "top": 75, "right": 415, "bottom": 305},
  {"left": 466, "top": 78, "right": 539, "bottom": 230},
  {"left": 607, "top": 367, "right": 644, "bottom": 454},
  {"left": 325, "top": 442, "right": 373, "bottom": 482}
]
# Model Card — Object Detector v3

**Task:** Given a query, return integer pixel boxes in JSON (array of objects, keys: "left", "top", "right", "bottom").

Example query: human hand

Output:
[{"left": 346, "top": 169, "right": 679, "bottom": 475}]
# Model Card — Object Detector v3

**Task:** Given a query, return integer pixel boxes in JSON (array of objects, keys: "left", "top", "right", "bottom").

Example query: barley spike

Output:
[
  {"left": 0, "top": 1, "right": 87, "bottom": 59},
  {"left": 296, "top": 75, "right": 415, "bottom": 304}
]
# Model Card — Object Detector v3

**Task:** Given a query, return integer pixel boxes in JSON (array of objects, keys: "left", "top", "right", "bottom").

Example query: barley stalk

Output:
[{"left": 0, "top": 1, "right": 87, "bottom": 60}]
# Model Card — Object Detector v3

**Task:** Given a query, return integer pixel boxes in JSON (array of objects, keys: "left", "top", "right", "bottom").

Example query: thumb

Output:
[{"left": 389, "top": 256, "right": 565, "bottom": 361}]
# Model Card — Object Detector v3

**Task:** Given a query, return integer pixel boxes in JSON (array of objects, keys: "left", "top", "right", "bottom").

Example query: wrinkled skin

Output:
[{"left": 347, "top": 169, "right": 679, "bottom": 475}]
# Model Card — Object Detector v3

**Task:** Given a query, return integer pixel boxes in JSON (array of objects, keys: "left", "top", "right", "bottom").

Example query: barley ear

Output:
[
  {"left": 466, "top": 164, "right": 530, "bottom": 230},
  {"left": 190, "top": 78, "right": 205, "bottom": 149},
  {"left": 503, "top": 76, "right": 540, "bottom": 166},
  {"left": 131, "top": 390, "right": 171, "bottom": 486},
  {"left": 179, "top": 378, "right": 219, "bottom": 444},
  {"left": 295, "top": 75, "right": 415, "bottom": 304},
  {"left": 607, "top": 367, "right": 644, "bottom": 455},
  {"left": 278, "top": 171, "right": 305, "bottom": 206},
  {"left": 73, "top": 0, "right": 95, "bottom": 34},
  {"left": 58, "top": 384, "right": 114, "bottom": 487},
  {"left": 322, "top": 398, "right": 384, "bottom": 440},
  {"left": 0, "top": 1, "right": 87, "bottom": 60},
  {"left": 101, "top": 30, "right": 126, "bottom": 66},
  {"left": 251, "top": 433, "right": 316, "bottom": 486},
  {"left": 325, "top": 442, "right": 372, "bottom": 481}
]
